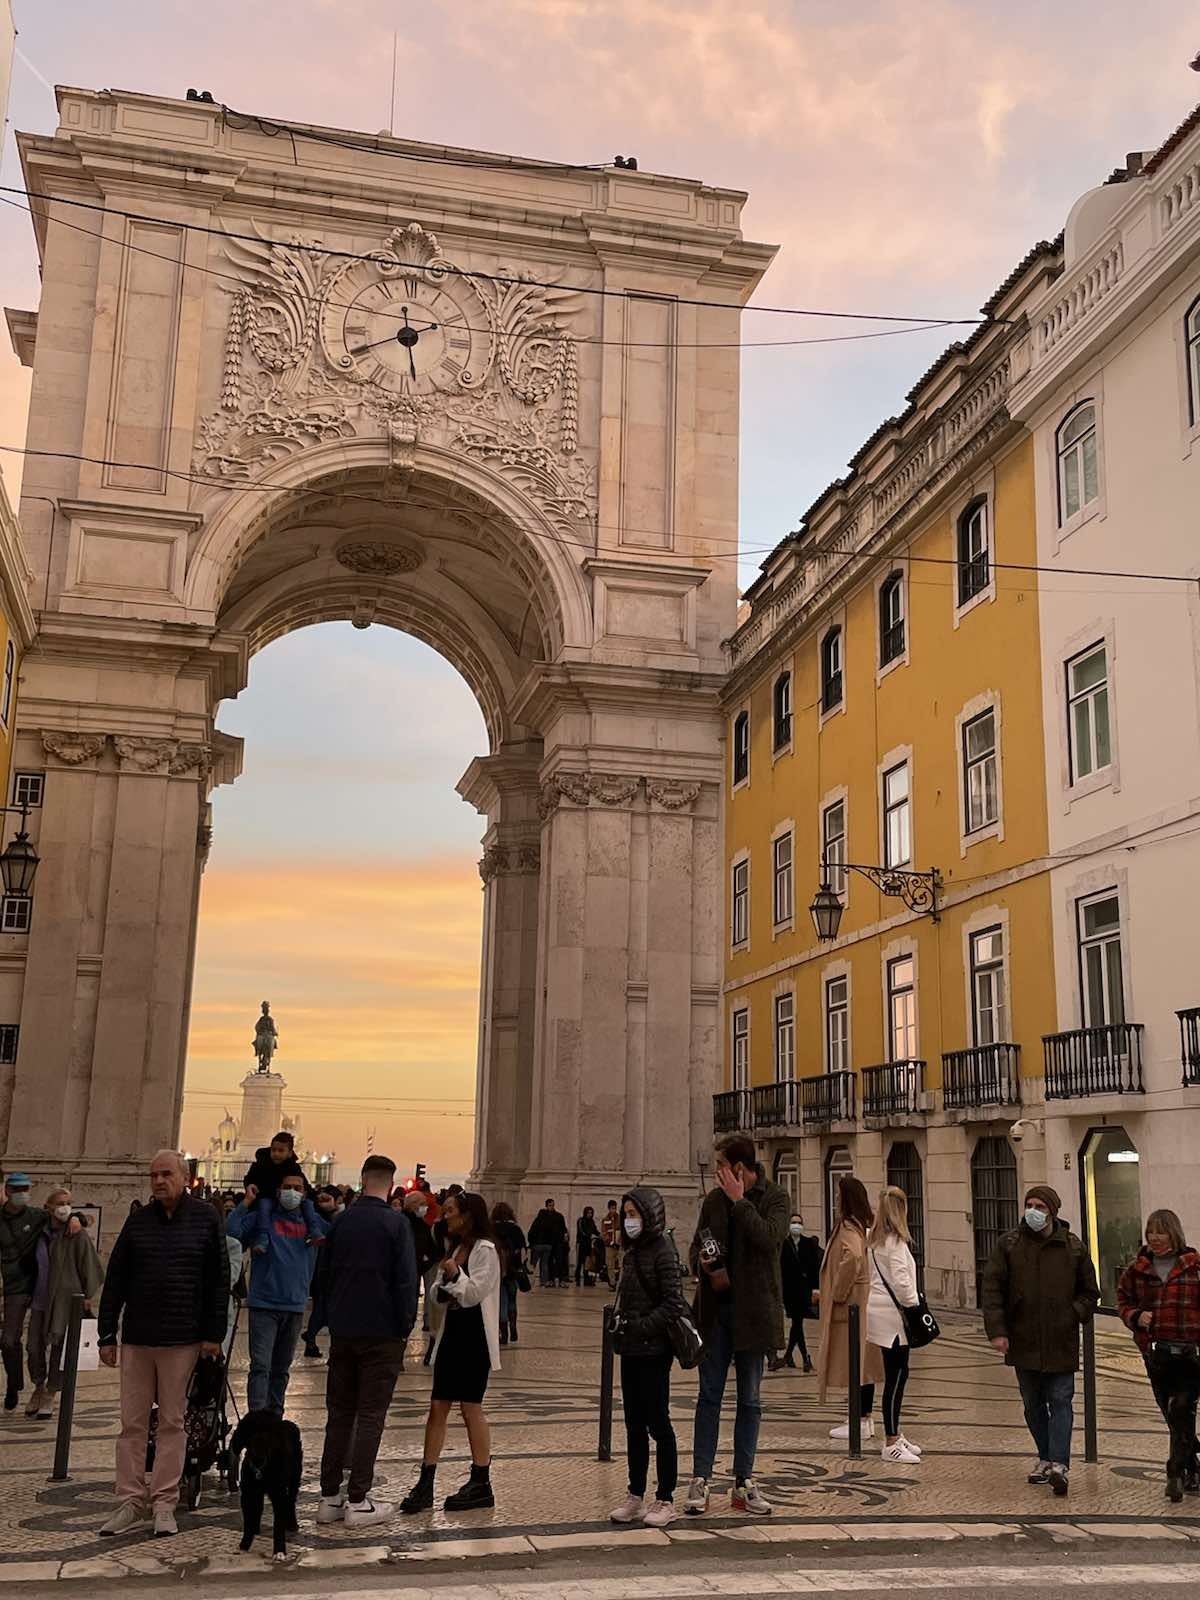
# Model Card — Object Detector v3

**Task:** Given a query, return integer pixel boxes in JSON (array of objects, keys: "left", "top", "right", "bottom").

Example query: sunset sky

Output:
[{"left": 1, "top": 2, "right": 1195, "bottom": 1184}]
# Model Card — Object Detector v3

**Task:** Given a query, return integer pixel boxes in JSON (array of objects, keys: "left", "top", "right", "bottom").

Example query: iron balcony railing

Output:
[
  {"left": 801, "top": 1070, "right": 856, "bottom": 1126},
  {"left": 713, "top": 1089, "right": 751, "bottom": 1134},
  {"left": 1043, "top": 1024, "right": 1145, "bottom": 1099},
  {"left": 821, "top": 671, "right": 843, "bottom": 714},
  {"left": 1178, "top": 1008, "right": 1200, "bottom": 1087},
  {"left": 862, "top": 1059, "right": 925, "bottom": 1118},
  {"left": 942, "top": 1042, "right": 1021, "bottom": 1109},
  {"left": 880, "top": 619, "right": 905, "bottom": 666},
  {"left": 752, "top": 1080, "right": 801, "bottom": 1129}
]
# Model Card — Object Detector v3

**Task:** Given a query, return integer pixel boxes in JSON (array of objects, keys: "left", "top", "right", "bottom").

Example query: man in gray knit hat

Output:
[{"left": 982, "top": 1183, "right": 1099, "bottom": 1497}]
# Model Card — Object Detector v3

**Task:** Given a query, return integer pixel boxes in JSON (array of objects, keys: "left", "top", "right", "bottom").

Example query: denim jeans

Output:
[
  {"left": 532, "top": 1244, "right": 553, "bottom": 1286},
  {"left": 1015, "top": 1367, "right": 1075, "bottom": 1468},
  {"left": 692, "top": 1302, "right": 764, "bottom": 1482},
  {"left": 247, "top": 1308, "right": 304, "bottom": 1415},
  {"left": 499, "top": 1277, "right": 516, "bottom": 1327}
]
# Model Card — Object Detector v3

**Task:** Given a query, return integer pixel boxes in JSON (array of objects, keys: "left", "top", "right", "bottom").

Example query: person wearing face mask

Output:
[
  {"left": 0, "top": 1172, "right": 51, "bottom": 1412},
  {"left": 609, "top": 1187, "right": 689, "bottom": 1528},
  {"left": 982, "top": 1183, "right": 1099, "bottom": 1498},
  {"left": 227, "top": 1172, "right": 327, "bottom": 1415},
  {"left": 769, "top": 1214, "right": 819, "bottom": 1374},
  {"left": 23, "top": 1188, "right": 104, "bottom": 1421},
  {"left": 1117, "top": 1209, "right": 1200, "bottom": 1502}
]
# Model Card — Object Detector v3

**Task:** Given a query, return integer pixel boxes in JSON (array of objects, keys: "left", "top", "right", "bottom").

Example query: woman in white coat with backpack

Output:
[{"left": 866, "top": 1185, "right": 923, "bottom": 1464}]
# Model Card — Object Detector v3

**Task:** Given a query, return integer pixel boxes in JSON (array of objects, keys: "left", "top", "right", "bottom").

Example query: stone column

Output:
[{"left": 458, "top": 743, "right": 542, "bottom": 1198}]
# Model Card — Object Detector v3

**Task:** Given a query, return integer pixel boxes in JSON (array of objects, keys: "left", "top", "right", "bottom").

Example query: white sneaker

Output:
[
  {"left": 316, "top": 1493, "right": 347, "bottom": 1524},
  {"left": 344, "top": 1498, "right": 394, "bottom": 1528},
  {"left": 642, "top": 1499, "right": 676, "bottom": 1527},
  {"left": 610, "top": 1493, "right": 646, "bottom": 1524},
  {"left": 25, "top": 1385, "right": 47, "bottom": 1419},
  {"left": 37, "top": 1392, "right": 56, "bottom": 1420},
  {"left": 99, "top": 1502, "right": 148, "bottom": 1536},
  {"left": 830, "top": 1418, "right": 875, "bottom": 1440},
  {"left": 881, "top": 1440, "right": 921, "bottom": 1464},
  {"left": 684, "top": 1476, "right": 709, "bottom": 1516},
  {"left": 731, "top": 1479, "right": 772, "bottom": 1515},
  {"left": 898, "top": 1434, "right": 921, "bottom": 1455},
  {"left": 153, "top": 1506, "right": 178, "bottom": 1537}
]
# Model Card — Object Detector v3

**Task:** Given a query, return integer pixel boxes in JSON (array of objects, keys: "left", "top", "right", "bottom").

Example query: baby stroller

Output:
[{"left": 146, "top": 1301, "right": 243, "bottom": 1510}]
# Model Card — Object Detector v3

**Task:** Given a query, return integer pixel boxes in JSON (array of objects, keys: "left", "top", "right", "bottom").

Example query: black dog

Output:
[{"left": 229, "top": 1410, "right": 302, "bottom": 1560}]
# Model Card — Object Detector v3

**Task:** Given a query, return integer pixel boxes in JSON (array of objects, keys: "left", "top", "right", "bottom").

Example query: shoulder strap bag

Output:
[
  {"left": 871, "top": 1248, "right": 941, "bottom": 1349},
  {"left": 631, "top": 1249, "right": 706, "bottom": 1370}
]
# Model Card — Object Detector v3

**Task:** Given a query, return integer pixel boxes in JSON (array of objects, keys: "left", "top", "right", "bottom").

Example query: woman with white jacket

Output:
[
  {"left": 401, "top": 1191, "right": 502, "bottom": 1513},
  {"left": 866, "top": 1185, "right": 923, "bottom": 1464}
]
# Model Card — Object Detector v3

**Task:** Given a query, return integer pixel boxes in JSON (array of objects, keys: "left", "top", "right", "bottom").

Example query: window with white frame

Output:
[
  {"left": 1077, "top": 891, "right": 1124, "bottom": 1029},
  {"left": 1056, "top": 402, "right": 1100, "bottom": 523},
  {"left": 887, "top": 954, "right": 917, "bottom": 1061},
  {"left": 1188, "top": 295, "right": 1200, "bottom": 427},
  {"left": 732, "top": 1008, "right": 749, "bottom": 1092},
  {"left": 11, "top": 773, "right": 43, "bottom": 810},
  {"left": 879, "top": 571, "right": 905, "bottom": 665},
  {"left": 1, "top": 896, "right": 31, "bottom": 934},
  {"left": 774, "top": 991, "right": 796, "bottom": 1081},
  {"left": 773, "top": 672, "right": 792, "bottom": 750},
  {"left": 957, "top": 499, "right": 989, "bottom": 606},
  {"left": 732, "top": 711, "right": 750, "bottom": 785},
  {"left": 825, "top": 975, "right": 849, "bottom": 1073},
  {"left": 1067, "top": 643, "right": 1111, "bottom": 782},
  {"left": 963, "top": 708, "right": 998, "bottom": 833},
  {"left": 883, "top": 761, "right": 911, "bottom": 868},
  {"left": 822, "top": 798, "right": 847, "bottom": 898},
  {"left": 772, "top": 829, "right": 794, "bottom": 926},
  {"left": 731, "top": 858, "right": 749, "bottom": 947},
  {"left": 820, "top": 627, "right": 843, "bottom": 713},
  {"left": 0, "top": 641, "right": 13, "bottom": 728},
  {"left": 970, "top": 926, "right": 1009, "bottom": 1045}
]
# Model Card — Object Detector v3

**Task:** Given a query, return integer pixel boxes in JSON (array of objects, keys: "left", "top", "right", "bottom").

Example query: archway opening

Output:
[{"left": 181, "top": 621, "right": 488, "bottom": 1191}]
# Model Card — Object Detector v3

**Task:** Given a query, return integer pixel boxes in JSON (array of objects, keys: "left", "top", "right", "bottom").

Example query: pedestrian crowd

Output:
[{"left": 1, "top": 1133, "right": 1198, "bottom": 1544}]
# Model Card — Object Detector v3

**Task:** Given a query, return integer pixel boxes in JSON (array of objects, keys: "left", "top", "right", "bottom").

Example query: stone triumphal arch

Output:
[{"left": 0, "top": 88, "right": 773, "bottom": 1215}]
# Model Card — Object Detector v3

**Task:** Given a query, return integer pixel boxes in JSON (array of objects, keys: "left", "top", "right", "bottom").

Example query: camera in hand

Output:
[{"left": 698, "top": 1229, "right": 731, "bottom": 1294}]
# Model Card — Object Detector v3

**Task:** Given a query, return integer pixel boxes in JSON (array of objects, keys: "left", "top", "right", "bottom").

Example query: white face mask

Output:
[
  {"left": 789, "top": 1223, "right": 803, "bottom": 1239},
  {"left": 279, "top": 1189, "right": 303, "bottom": 1211},
  {"left": 623, "top": 1216, "right": 643, "bottom": 1240},
  {"left": 1025, "top": 1206, "right": 1050, "bottom": 1232},
  {"left": 53, "top": 1204, "right": 73, "bottom": 1223},
  {"left": 413, "top": 1203, "right": 428, "bottom": 1218},
  {"left": 7, "top": 1192, "right": 28, "bottom": 1210}
]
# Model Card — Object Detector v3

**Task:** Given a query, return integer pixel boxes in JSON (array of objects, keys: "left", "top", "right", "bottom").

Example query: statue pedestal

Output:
[{"left": 237, "top": 1070, "right": 287, "bottom": 1154}]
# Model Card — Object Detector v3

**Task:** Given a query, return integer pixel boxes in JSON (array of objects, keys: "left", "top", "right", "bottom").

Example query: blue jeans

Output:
[
  {"left": 532, "top": 1245, "right": 553, "bottom": 1286},
  {"left": 499, "top": 1277, "right": 516, "bottom": 1326},
  {"left": 1015, "top": 1367, "right": 1075, "bottom": 1468},
  {"left": 247, "top": 1308, "right": 303, "bottom": 1415},
  {"left": 692, "top": 1302, "right": 764, "bottom": 1482}
]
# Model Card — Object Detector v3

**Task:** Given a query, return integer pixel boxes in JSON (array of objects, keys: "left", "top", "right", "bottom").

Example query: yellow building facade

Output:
[{"left": 721, "top": 262, "right": 1060, "bottom": 1308}]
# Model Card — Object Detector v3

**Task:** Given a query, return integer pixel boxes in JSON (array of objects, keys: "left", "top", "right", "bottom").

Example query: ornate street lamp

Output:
[
  {"left": 809, "top": 861, "right": 941, "bottom": 942},
  {"left": 0, "top": 806, "right": 39, "bottom": 898}
]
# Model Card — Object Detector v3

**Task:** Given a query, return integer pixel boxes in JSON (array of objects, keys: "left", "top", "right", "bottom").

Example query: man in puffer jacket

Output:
[
  {"left": 609, "top": 1186, "right": 690, "bottom": 1529},
  {"left": 97, "top": 1151, "right": 229, "bottom": 1540}
]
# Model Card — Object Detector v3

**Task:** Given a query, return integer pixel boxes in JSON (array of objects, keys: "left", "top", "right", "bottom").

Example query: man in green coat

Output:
[
  {"left": 0, "top": 1172, "right": 48, "bottom": 1411},
  {"left": 982, "top": 1183, "right": 1099, "bottom": 1499},
  {"left": 684, "top": 1133, "right": 790, "bottom": 1520}
]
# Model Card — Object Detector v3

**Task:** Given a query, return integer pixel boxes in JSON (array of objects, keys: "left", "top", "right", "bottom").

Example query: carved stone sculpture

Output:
[{"left": 253, "top": 1000, "right": 279, "bottom": 1072}]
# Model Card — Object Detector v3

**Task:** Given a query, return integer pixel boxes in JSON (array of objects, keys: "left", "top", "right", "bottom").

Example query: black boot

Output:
[
  {"left": 509, "top": 1317, "right": 518, "bottom": 1344},
  {"left": 783, "top": 1352, "right": 797, "bottom": 1369},
  {"left": 1167, "top": 1474, "right": 1184, "bottom": 1503},
  {"left": 401, "top": 1463, "right": 436, "bottom": 1514},
  {"left": 499, "top": 1325, "right": 509, "bottom": 1346},
  {"left": 3, "top": 1381, "right": 17, "bottom": 1412},
  {"left": 803, "top": 1356, "right": 815, "bottom": 1374},
  {"left": 423, "top": 1337, "right": 434, "bottom": 1368},
  {"left": 444, "top": 1461, "right": 495, "bottom": 1511}
]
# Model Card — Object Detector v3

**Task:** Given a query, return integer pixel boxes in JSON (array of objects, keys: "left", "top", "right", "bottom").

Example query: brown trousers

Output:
[{"left": 115, "top": 1344, "right": 200, "bottom": 1510}]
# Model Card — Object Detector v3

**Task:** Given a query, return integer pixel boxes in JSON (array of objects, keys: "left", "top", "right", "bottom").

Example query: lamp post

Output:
[
  {"left": 0, "top": 804, "right": 40, "bottom": 898},
  {"left": 809, "top": 860, "right": 941, "bottom": 942}
]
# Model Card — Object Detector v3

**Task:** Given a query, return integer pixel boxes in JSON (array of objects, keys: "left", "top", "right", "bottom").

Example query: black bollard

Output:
[
  {"left": 847, "top": 1301, "right": 862, "bottom": 1460},
  {"left": 49, "top": 1295, "right": 85, "bottom": 1483},
  {"left": 1082, "top": 1316, "right": 1098, "bottom": 1464},
  {"left": 598, "top": 1303, "right": 615, "bottom": 1463}
]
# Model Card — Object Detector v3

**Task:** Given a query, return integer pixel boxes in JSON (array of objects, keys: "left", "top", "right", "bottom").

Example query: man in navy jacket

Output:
[
  {"left": 315, "top": 1154, "right": 417, "bottom": 1529},
  {"left": 227, "top": 1172, "right": 326, "bottom": 1416}
]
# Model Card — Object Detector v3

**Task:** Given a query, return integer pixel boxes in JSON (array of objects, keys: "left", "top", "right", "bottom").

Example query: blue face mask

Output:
[
  {"left": 279, "top": 1189, "right": 303, "bottom": 1212},
  {"left": 1024, "top": 1206, "right": 1049, "bottom": 1232}
]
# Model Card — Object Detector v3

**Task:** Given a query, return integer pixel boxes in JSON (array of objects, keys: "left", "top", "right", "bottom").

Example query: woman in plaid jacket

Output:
[{"left": 1116, "top": 1209, "right": 1200, "bottom": 1503}]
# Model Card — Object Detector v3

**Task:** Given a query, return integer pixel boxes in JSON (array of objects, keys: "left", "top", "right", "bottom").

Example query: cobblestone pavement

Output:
[{"left": 2, "top": 1288, "right": 1197, "bottom": 1585}]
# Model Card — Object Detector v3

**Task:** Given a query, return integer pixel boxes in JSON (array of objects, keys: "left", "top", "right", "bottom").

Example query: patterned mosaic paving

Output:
[{"left": 1, "top": 1290, "right": 1196, "bottom": 1582}]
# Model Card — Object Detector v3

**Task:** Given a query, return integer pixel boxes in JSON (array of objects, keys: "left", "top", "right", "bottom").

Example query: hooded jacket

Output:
[
  {"left": 227, "top": 1195, "right": 327, "bottom": 1313},
  {"left": 981, "top": 1216, "right": 1100, "bottom": 1373},
  {"left": 613, "top": 1186, "right": 689, "bottom": 1360},
  {"left": 1117, "top": 1246, "right": 1200, "bottom": 1352},
  {"left": 241, "top": 1147, "right": 306, "bottom": 1202}
]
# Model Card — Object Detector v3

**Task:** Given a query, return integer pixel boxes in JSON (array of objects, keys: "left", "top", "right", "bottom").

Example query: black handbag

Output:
[
  {"left": 872, "top": 1249, "right": 940, "bottom": 1349},
  {"left": 515, "top": 1262, "right": 532, "bottom": 1294},
  {"left": 630, "top": 1252, "right": 706, "bottom": 1370}
]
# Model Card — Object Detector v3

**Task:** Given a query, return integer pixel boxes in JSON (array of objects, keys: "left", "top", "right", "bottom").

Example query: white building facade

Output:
[{"left": 1010, "top": 106, "right": 1200, "bottom": 1303}]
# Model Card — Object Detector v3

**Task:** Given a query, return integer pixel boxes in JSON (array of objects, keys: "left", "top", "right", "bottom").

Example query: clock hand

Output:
[
  {"left": 408, "top": 343, "right": 417, "bottom": 379},
  {"left": 348, "top": 332, "right": 404, "bottom": 356}
]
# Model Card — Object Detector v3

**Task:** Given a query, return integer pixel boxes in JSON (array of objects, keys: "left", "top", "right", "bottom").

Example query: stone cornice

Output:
[
  {"left": 513, "top": 661, "right": 725, "bottom": 731},
  {"left": 537, "top": 769, "right": 710, "bottom": 820},
  {"left": 40, "top": 729, "right": 213, "bottom": 779}
]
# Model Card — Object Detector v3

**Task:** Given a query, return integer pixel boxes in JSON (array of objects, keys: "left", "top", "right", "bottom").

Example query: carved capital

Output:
[
  {"left": 42, "top": 731, "right": 106, "bottom": 767},
  {"left": 514, "top": 843, "right": 541, "bottom": 874},
  {"left": 589, "top": 773, "right": 641, "bottom": 808},
  {"left": 647, "top": 779, "right": 701, "bottom": 812},
  {"left": 114, "top": 736, "right": 178, "bottom": 774},
  {"left": 479, "top": 843, "right": 509, "bottom": 884},
  {"left": 169, "top": 744, "right": 213, "bottom": 779},
  {"left": 197, "top": 822, "right": 214, "bottom": 864},
  {"left": 538, "top": 771, "right": 592, "bottom": 819}
]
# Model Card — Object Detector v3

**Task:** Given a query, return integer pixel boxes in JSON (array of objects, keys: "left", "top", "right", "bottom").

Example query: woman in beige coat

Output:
[{"left": 818, "top": 1175, "right": 884, "bottom": 1440}]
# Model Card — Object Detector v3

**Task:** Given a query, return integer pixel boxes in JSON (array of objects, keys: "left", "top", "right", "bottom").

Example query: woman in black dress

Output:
[{"left": 401, "top": 1191, "right": 501, "bottom": 1513}]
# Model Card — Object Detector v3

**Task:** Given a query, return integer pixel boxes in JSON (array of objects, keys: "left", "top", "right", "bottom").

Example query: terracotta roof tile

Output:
[{"left": 1143, "top": 99, "right": 1200, "bottom": 175}]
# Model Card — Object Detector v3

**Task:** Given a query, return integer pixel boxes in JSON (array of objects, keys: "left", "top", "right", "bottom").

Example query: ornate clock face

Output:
[{"left": 321, "top": 262, "right": 489, "bottom": 396}]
